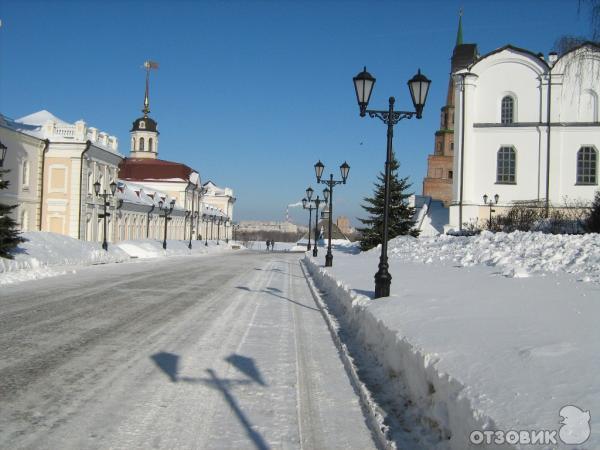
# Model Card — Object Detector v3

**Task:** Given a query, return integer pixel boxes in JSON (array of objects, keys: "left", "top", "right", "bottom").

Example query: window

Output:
[
  {"left": 22, "top": 161, "right": 30, "bottom": 189},
  {"left": 149, "top": 138, "right": 153, "bottom": 152},
  {"left": 139, "top": 121, "right": 146, "bottom": 129},
  {"left": 448, "top": 170, "right": 453, "bottom": 179},
  {"left": 139, "top": 137, "right": 145, "bottom": 151},
  {"left": 501, "top": 96, "right": 514, "bottom": 124},
  {"left": 451, "top": 142, "right": 454, "bottom": 151},
  {"left": 436, "top": 142, "right": 442, "bottom": 154},
  {"left": 132, "top": 137, "right": 136, "bottom": 150},
  {"left": 497, "top": 147, "right": 516, "bottom": 184},
  {"left": 577, "top": 146, "right": 597, "bottom": 184}
]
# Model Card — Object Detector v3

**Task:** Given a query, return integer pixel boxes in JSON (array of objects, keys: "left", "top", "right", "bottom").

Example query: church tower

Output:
[
  {"left": 422, "top": 14, "right": 477, "bottom": 205},
  {"left": 129, "top": 61, "right": 159, "bottom": 159}
]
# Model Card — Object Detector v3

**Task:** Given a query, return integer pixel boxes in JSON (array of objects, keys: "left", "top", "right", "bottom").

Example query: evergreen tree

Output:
[
  {"left": 584, "top": 190, "right": 600, "bottom": 233},
  {"left": 0, "top": 169, "right": 25, "bottom": 259},
  {"left": 357, "top": 152, "right": 419, "bottom": 251}
]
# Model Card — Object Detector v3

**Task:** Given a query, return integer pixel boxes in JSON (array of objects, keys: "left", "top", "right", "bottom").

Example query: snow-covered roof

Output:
[
  {"left": 7, "top": 110, "right": 122, "bottom": 156},
  {"left": 17, "top": 110, "right": 71, "bottom": 127},
  {"left": 116, "top": 180, "right": 174, "bottom": 209},
  {"left": 200, "top": 203, "right": 227, "bottom": 218}
]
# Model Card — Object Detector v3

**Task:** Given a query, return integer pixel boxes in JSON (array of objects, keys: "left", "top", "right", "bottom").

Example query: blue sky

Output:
[{"left": 0, "top": 0, "right": 593, "bottom": 225}]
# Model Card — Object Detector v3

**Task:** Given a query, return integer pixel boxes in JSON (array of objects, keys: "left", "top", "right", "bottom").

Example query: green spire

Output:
[{"left": 456, "top": 9, "right": 463, "bottom": 46}]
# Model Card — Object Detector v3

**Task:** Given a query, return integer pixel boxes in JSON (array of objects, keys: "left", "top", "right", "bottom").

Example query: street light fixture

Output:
[
  {"left": 311, "top": 193, "right": 325, "bottom": 258},
  {"left": 315, "top": 161, "right": 349, "bottom": 267},
  {"left": 94, "top": 179, "right": 117, "bottom": 251},
  {"left": 483, "top": 194, "right": 499, "bottom": 230},
  {"left": 159, "top": 198, "right": 176, "bottom": 250},
  {"left": 353, "top": 66, "right": 431, "bottom": 298},
  {"left": 302, "top": 188, "right": 316, "bottom": 251}
]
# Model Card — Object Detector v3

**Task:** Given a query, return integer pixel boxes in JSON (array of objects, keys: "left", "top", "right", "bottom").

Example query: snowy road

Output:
[{"left": 0, "top": 251, "right": 376, "bottom": 449}]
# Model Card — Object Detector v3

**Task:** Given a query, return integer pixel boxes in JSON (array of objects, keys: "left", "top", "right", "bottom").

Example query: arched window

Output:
[
  {"left": 497, "top": 147, "right": 516, "bottom": 184},
  {"left": 148, "top": 138, "right": 153, "bottom": 152},
  {"left": 501, "top": 96, "right": 514, "bottom": 124},
  {"left": 577, "top": 146, "right": 597, "bottom": 185},
  {"left": 139, "top": 137, "right": 145, "bottom": 151}
]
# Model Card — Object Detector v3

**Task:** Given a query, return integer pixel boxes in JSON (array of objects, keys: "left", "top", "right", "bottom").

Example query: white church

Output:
[{"left": 447, "top": 42, "right": 599, "bottom": 229}]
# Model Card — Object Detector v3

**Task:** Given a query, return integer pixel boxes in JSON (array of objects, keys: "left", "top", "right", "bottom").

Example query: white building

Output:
[
  {"left": 449, "top": 42, "right": 600, "bottom": 229},
  {"left": 2, "top": 110, "right": 124, "bottom": 241}
]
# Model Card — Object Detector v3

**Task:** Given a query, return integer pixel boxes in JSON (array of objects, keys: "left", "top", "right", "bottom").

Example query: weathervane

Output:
[{"left": 142, "top": 60, "right": 159, "bottom": 117}]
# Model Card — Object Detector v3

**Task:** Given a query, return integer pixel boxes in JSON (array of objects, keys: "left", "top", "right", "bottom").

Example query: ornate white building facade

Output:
[{"left": 449, "top": 43, "right": 600, "bottom": 229}]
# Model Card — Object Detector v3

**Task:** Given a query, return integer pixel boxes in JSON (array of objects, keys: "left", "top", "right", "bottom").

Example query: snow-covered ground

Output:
[
  {"left": 0, "top": 232, "right": 239, "bottom": 286},
  {"left": 305, "top": 231, "right": 600, "bottom": 449}
]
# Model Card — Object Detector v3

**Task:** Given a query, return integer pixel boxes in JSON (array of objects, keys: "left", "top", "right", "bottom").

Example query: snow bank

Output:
[
  {"left": 385, "top": 231, "right": 600, "bottom": 283},
  {"left": 304, "top": 232, "right": 600, "bottom": 449},
  {"left": 1, "top": 232, "right": 240, "bottom": 286}
]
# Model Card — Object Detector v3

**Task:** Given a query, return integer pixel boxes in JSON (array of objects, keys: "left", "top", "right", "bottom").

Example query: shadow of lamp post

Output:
[
  {"left": 94, "top": 179, "right": 117, "bottom": 251},
  {"left": 353, "top": 66, "right": 431, "bottom": 298}
]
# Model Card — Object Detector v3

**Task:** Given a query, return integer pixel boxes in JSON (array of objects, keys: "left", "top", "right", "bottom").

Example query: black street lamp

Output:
[
  {"left": 483, "top": 194, "right": 499, "bottom": 230},
  {"left": 94, "top": 179, "right": 117, "bottom": 251},
  {"left": 0, "top": 140, "right": 7, "bottom": 168},
  {"left": 315, "top": 160, "right": 350, "bottom": 267},
  {"left": 302, "top": 200, "right": 314, "bottom": 251},
  {"left": 311, "top": 193, "right": 325, "bottom": 258},
  {"left": 159, "top": 198, "right": 176, "bottom": 250},
  {"left": 354, "top": 66, "right": 431, "bottom": 298}
]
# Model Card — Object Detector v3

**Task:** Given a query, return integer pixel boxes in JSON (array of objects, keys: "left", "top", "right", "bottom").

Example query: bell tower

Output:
[
  {"left": 130, "top": 61, "right": 160, "bottom": 159},
  {"left": 422, "top": 12, "right": 477, "bottom": 205}
]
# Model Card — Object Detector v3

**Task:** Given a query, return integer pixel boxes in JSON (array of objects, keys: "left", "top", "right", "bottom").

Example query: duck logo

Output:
[{"left": 559, "top": 405, "right": 591, "bottom": 445}]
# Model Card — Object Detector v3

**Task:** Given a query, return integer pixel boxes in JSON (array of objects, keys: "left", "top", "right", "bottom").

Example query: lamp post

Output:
[
  {"left": 159, "top": 198, "right": 176, "bottom": 250},
  {"left": 302, "top": 187, "right": 315, "bottom": 251},
  {"left": 483, "top": 194, "right": 499, "bottom": 230},
  {"left": 314, "top": 160, "right": 350, "bottom": 267},
  {"left": 353, "top": 66, "right": 431, "bottom": 298},
  {"left": 94, "top": 180, "right": 117, "bottom": 251},
  {"left": 311, "top": 194, "right": 325, "bottom": 258}
]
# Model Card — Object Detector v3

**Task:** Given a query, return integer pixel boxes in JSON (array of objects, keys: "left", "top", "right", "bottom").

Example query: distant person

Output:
[
  {"left": 265, "top": 240, "right": 270, "bottom": 251},
  {"left": 271, "top": 240, "right": 275, "bottom": 251}
]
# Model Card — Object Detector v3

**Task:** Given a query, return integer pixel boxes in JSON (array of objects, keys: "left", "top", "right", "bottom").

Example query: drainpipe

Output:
[
  {"left": 545, "top": 72, "right": 552, "bottom": 218},
  {"left": 77, "top": 140, "right": 92, "bottom": 239},
  {"left": 38, "top": 138, "right": 50, "bottom": 230},
  {"left": 458, "top": 74, "right": 467, "bottom": 230}
]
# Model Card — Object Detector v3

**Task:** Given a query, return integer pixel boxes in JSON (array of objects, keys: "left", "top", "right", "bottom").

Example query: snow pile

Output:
[
  {"left": 385, "top": 231, "right": 600, "bottom": 282},
  {"left": 304, "top": 240, "right": 600, "bottom": 449},
  {"left": 0, "top": 232, "right": 240, "bottom": 285}
]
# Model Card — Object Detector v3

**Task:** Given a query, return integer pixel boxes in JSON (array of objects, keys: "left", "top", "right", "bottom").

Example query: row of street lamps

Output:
[
  {"left": 92, "top": 180, "right": 231, "bottom": 252},
  {"left": 301, "top": 67, "right": 432, "bottom": 298}
]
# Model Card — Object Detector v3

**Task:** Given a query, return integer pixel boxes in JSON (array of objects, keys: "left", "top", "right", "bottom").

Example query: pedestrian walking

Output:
[
  {"left": 271, "top": 240, "right": 275, "bottom": 251},
  {"left": 266, "top": 240, "right": 270, "bottom": 251}
]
